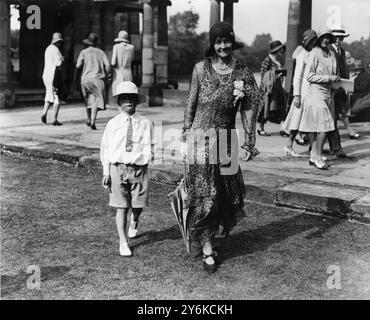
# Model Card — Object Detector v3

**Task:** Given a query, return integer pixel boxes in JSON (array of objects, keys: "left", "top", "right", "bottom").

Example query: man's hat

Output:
[
  {"left": 113, "top": 81, "right": 146, "bottom": 104},
  {"left": 83, "top": 33, "right": 99, "bottom": 46},
  {"left": 51, "top": 32, "right": 63, "bottom": 44},
  {"left": 352, "top": 60, "right": 365, "bottom": 71},
  {"left": 331, "top": 29, "right": 350, "bottom": 38},
  {"left": 270, "top": 40, "right": 286, "bottom": 54},
  {"left": 114, "top": 30, "right": 129, "bottom": 43}
]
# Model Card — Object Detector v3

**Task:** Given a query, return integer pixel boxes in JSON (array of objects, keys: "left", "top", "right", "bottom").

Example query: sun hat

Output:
[
  {"left": 114, "top": 30, "right": 129, "bottom": 43},
  {"left": 302, "top": 29, "right": 317, "bottom": 49},
  {"left": 316, "top": 29, "right": 334, "bottom": 45},
  {"left": 83, "top": 33, "right": 99, "bottom": 46},
  {"left": 113, "top": 81, "right": 146, "bottom": 104},
  {"left": 331, "top": 29, "right": 350, "bottom": 38},
  {"left": 51, "top": 32, "right": 63, "bottom": 44},
  {"left": 270, "top": 40, "right": 286, "bottom": 54},
  {"left": 352, "top": 60, "right": 365, "bottom": 71}
]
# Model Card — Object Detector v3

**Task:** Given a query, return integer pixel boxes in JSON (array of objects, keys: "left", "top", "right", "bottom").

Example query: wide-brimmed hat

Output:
[
  {"left": 83, "top": 33, "right": 99, "bottom": 46},
  {"left": 302, "top": 29, "right": 317, "bottom": 49},
  {"left": 270, "top": 40, "right": 286, "bottom": 54},
  {"left": 331, "top": 29, "right": 350, "bottom": 38},
  {"left": 114, "top": 30, "right": 129, "bottom": 43},
  {"left": 352, "top": 60, "right": 365, "bottom": 71},
  {"left": 51, "top": 32, "right": 63, "bottom": 44},
  {"left": 316, "top": 29, "right": 334, "bottom": 45},
  {"left": 113, "top": 81, "right": 146, "bottom": 104}
]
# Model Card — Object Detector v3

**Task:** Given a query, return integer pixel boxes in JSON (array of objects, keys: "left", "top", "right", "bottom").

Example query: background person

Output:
[
  {"left": 41, "top": 32, "right": 64, "bottom": 126},
  {"left": 299, "top": 30, "right": 339, "bottom": 170},
  {"left": 350, "top": 60, "right": 370, "bottom": 121},
  {"left": 111, "top": 31, "right": 135, "bottom": 96},
  {"left": 282, "top": 30, "right": 318, "bottom": 157},
  {"left": 327, "top": 29, "right": 351, "bottom": 156},
  {"left": 258, "top": 40, "right": 288, "bottom": 137},
  {"left": 76, "top": 33, "right": 111, "bottom": 130}
]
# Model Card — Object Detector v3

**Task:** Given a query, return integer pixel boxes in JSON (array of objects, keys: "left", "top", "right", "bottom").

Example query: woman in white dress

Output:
[
  {"left": 41, "top": 33, "right": 64, "bottom": 126},
  {"left": 111, "top": 31, "right": 135, "bottom": 96},
  {"left": 283, "top": 30, "right": 317, "bottom": 156},
  {"left": 299, "top": 30, "right": 340, "bottom": 170}
]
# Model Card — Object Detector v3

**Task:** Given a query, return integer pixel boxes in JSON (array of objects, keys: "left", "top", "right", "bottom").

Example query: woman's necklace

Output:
[
  {"left": 213, "top": 57, "right": 234, "bottom": 86},
  {"left": 217, "top": 58, "right": 233, "bottom": 70}
]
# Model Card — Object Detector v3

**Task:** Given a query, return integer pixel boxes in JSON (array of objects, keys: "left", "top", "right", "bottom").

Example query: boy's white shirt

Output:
[{"left": 100, "top": 112, "right": 154, "bottom": 176}]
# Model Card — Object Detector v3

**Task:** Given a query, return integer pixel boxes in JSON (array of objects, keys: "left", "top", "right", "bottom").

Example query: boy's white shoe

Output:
[
  {"left": 128, "top": 216, "right": 139, "bottom": 238},
  {"left": 119, "top": 242, "right": 132, "bottom": 256}
]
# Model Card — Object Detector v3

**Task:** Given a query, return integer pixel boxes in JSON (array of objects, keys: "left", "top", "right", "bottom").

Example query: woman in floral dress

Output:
[{"left": 183, "top": 22, "right": 261, "bottom": 273}]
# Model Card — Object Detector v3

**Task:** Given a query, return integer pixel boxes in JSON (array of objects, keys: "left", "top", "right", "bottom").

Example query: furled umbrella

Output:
[{"left": 169, "top": 160, "right": 190, "bottom": 253}]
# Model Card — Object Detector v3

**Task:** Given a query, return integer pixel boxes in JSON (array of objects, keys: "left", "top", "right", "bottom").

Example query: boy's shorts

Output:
[{"left": 109, "top": 163, "right": 148, "bottom": 208}]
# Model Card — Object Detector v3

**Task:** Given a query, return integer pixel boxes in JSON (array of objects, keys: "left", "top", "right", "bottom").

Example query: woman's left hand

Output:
[{"left": 241, "top": 149, "right": 252, "bottom": 162}]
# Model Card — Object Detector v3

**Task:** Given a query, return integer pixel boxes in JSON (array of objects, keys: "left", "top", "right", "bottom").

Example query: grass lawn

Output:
[{"left": 1, "top": 153, "right": 369, "bottom": 299}]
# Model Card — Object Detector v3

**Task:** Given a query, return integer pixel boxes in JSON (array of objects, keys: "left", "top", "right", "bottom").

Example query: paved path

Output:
[{"left": 1, "top": 102, "right": 369, "bottom": 222}]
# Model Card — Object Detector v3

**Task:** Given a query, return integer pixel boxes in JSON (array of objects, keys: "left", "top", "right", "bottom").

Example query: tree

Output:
[{"left": 168, "top": 11, "right": 208, "bottom": 78}]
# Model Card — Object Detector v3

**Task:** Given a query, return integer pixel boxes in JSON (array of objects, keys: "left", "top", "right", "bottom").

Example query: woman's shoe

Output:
[
  {"left": 91, "top": 124, "right": 97, "bottom": 130},
  {"left": 257, "top": 130, "right": 271, "bottom": 137},
  {"left": 280, "top": 130, "right": 290, "bottom": 137},
  {"left": 52, "top": 120, "right": 63, "bottom": 126},
  {"left": 314, "top": 159, "right": 329, "bottom": 170},
  {"left": 284, "top": 146, "right": 301, "bottom": 157},
  {"left": 295, "top": 137, "right": 307, "bottom": 146},
  {"left": 349, "top": 133, "right": 360, "bottom": 140},
  {"left": 202, "top": 252, "right": 218, "bottom": 274},
  {"left": 309, "top": 158, "right": 315, "bottom": 166}
]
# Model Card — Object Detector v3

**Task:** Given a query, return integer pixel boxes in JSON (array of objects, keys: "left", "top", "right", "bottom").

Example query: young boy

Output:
[{"left": 100, "top": 81, "right": 153, "bottom": 256}]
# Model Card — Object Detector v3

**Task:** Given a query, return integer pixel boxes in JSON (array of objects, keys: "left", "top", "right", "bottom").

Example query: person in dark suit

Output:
[{"left": 328, "top": 29, "right": 351, "bottom": 157}]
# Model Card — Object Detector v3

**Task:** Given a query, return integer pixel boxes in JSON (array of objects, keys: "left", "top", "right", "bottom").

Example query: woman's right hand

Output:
[
  {"left": 102, "top": 175, "right": 111, "bottom": 189},
  {"left": 293, "top": 96, "right": 301, "bottom": 108},
  {"left": 330, "top": 75, "right": 341, "bottom": 82}
]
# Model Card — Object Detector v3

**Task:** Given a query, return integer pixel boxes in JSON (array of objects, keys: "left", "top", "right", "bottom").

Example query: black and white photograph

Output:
[{"left": 0, "top": 0, "right": 370, "bottom": 303}]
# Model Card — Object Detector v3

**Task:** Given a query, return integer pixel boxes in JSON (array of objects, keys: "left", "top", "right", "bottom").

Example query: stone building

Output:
[
  {"left": 0, "top": 0, "right": 311, "bottom": 108},
  {"left": 0, "top": 0, "right": 171, "bottom": 108}
]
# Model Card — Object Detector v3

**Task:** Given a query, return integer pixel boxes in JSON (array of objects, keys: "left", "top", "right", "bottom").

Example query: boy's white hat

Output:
[{"left": 113, "top": 81, "right": 146, "bottom": 104}]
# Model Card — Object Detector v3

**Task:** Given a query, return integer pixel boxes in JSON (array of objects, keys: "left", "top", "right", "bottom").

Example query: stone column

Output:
[
  {"left": 129, "top": 11, "right": 141, "bottom": 86},
  {"left": 101, "top": 2, "right": 115, "bottom": 60},
  {"left": 155, "top": 2, "right": 168, "bottom": 84},
  {"left": 210, "top": 0, "right": 220, "bottom": 29},
  {"left": 285, "top": 0, "right": 312, "bottom": 92},
  {"left": 0, "top": 0, "right": 13, "bottom": 108},
  {"left": 142, "top": 0, "right": 154, "bottom": 87},
  {"left": 90, "top": 1, "right": 102, "bottom": 40},
  {"left": 72, "top": 0, "right": 90, "bottom": 62},
  {"left": 223, "top": 0, "right": 234, "bottom": 26}
]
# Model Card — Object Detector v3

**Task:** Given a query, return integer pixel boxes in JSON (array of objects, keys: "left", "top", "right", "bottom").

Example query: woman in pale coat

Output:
[
  {"left": 41, "top": 32, "right": 64, "bottom": 126},
  {"left": 299, "top": 30, "right": 340, "bottom": 170},
  {"left": 283, "top": 30, "right": 318, "bottom": 156},
  {"left": 111, "top": 31, "right": 135, "bottom": 96}
]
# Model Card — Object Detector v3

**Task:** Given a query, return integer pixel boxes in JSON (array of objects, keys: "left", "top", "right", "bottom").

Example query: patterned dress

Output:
[{"left": 183, "top": 57, "right": 261, "bottom": 255}]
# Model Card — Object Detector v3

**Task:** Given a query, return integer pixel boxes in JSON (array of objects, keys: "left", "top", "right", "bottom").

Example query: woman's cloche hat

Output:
[
  {"left": 114, "top": 30, "right": 129, "bottom": 43},
  {"left": 270, "top": 40, "right": 286, "bottom": 54},
  {"left": 83, "top": 33, "right": 99, "bottom": 46},
  {"left": 113, "top": 81, "right": 146, "bottom": 104},
  {"left": 316, "top": 29, "right": 334, "bottom": 44},
  {"left": 352, "top": 60, "right": 365, "bottom": 71},
  {"left": 302, "top": 29, "right": 317, "bottom": 49},
  {"left": 51, "top": 32, "right": 63, "bottom": 44}
]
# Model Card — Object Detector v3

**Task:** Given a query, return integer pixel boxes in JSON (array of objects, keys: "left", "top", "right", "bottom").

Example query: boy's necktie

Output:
[{"left": 125, "top": 117, "right": 133, "bottom": 152}]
